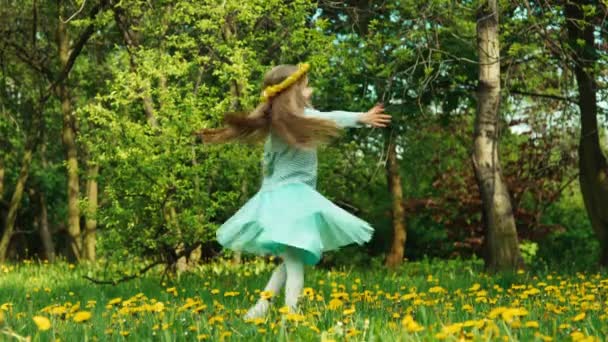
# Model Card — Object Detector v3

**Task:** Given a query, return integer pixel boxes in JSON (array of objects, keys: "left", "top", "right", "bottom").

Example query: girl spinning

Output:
[{"left": 198, "top": 63, "right": 391, "bottom": 319}]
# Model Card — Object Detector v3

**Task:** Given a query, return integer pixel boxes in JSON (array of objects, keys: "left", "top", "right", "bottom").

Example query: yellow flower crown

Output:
[{"left": 260, "top": 63, "right": 310, "bottom": 102}]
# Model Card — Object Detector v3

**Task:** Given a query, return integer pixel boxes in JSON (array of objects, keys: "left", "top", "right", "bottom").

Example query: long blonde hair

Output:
[{"left": 196, "top": 65, "right": 341, "bottom": 149}]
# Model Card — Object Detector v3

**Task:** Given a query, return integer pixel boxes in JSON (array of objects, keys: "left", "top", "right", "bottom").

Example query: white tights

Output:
[{"left": 244, "top": 247, "right": 304, "bottom": 319}]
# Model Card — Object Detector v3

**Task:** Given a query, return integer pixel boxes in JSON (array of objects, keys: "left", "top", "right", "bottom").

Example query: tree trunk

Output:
[
  {"left": 0, "top": 159, "right": 4, "bottom": 203},
  {"left": 83, "top": 163, "right": 98, "bottom": 262},
  {"left": 564, "top": 1, "right": 608, "bottom": 266},
  {"left": 39, "top": 190, "right": 55, "bottom": 262},
  {"left": 57, "top": 4, "right": 82, "bottom": 261},
  {"left": 38, "top": 128, "right": 55, "bottom": 262},
  {"left": 0, "top": 147, "right": 34, "bottom": 262},
  {"left": 473, "top": 0, "right": 523, "bottom": 272},
  {"left": 190, "top": 144, "right": 204, "bottom": 265},
  {"left": 163, "top": 205, "right": 189, "bottom": 273},
  {"left": 384, "top": 136, "right": 406, "bottom": 268}
]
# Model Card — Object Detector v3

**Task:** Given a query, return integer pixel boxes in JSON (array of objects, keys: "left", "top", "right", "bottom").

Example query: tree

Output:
[
  {"left": 0, "top": 0, "right": 108, "bottom": 262},
  {"left": 564, "top": 0, "right": 608, "bottom": 266},
  {"left": 472, "top": 0, "right": 523, "bottom": 271}
]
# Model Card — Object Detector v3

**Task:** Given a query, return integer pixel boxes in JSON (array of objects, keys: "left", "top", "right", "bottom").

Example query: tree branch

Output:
[
  {"left": 42, "top": 0, "right": 108, "bottom": 101},
  {"left": 82, "top": 242, "right": 203, "bottom": 285},
  {"left": 82, "top": 259, "right": 164, "bottom": 285},
  {"left": 508, "top": 89, "right": 577, "bottom": 104}
]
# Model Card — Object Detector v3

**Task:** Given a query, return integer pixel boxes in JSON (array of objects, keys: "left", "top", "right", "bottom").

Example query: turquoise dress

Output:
[{"left": 216, "top": 108, "right": 374, "bottom": 265}]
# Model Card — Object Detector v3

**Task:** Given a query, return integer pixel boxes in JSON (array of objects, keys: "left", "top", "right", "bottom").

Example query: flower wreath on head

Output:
[{"left": 260, "top": 63, "right": 310, "bottom": 102}]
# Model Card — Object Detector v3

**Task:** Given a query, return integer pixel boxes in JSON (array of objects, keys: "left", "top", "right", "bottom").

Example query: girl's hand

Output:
[{"left": 359, "top": 104, "right": 392, "bottom": 127}]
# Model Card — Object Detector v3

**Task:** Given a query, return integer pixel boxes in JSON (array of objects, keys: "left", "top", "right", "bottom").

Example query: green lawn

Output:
[{"left": 0, "top": 258, "right": 606, "bottom": 341}]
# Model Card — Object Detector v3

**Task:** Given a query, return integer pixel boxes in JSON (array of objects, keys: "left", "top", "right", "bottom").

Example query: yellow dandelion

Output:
[
  {"left": 32, "top": 316, "right": 51, "bottom": 331},
  {"left": 328, "top": 298, "right": 343, "bottom": 310},
  {"left": 73, "top": 311, "right": 92, "bottom": 323},
  {"left": 510, "top": 320, "right": 522, "bottom": 328},
  {"left": 260, "top": 290, "right": 274, "bottom": 300},
  {"left": 468, "top": 283, "right": 481, "bottom": 292},
  {"left": 108, "top": 297, "right": 122, "bottom": 306},
  {"left": 179, "top": 298, "right": 200, "bottom": 312},
  {"left": 153, "top": 302, "right": 165, "bottom": 312},
  {"left": 463, "top": 319, "right": 485, "bottom": 329},
  {"left": 570, "top": 331, "right": 586, "bottom": 341},
  {"left": 524, "top": 321, "right": 539, "bottom": 328},
  {"left": 476, "top": 290, "right": 488, "bottom": 297},
  {"left": 572, "top": 312, "right": 586, "bottom": 321},
  {"left": 402, "top": 315, "right": 424, "bottom": 333},
  {"left": 286, "top": 313, "right": 305, "bottom": 322},
  {"left": 343, "top": 306, "right": 356, "bottom": 316},
  {"left": 208, "top": 315, "right": 224, "bottom": 325},
  {"left": 246, "top": 317, "right": 265, "bottom": 325},
  {"left": 435, "top": 332, "right": 448, "bottom": 340},
  {"left": 401, "top": 293, "right": 417, "bottom": 300},
  {"left": 442, "top": 322, "right": 463, "bottom": 335},
  {"left": 346, "top": 328, "right": 361, "bottom": 337},
  {"left": 429, "top": 286, "right": 447, "bottom": 294},
  {"left": 501, "top": 307, "right": 528, "bottom": 322},
  {"left": 192, "top": 304, "right": 207, "bottom": 313},
  {"left": 488, "top": 306, "right": 507, "bottom": 319}
]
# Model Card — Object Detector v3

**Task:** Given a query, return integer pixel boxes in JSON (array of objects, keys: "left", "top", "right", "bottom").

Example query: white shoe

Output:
[{"left": 243, "top": 299, "right": 270, "bottom": 320}]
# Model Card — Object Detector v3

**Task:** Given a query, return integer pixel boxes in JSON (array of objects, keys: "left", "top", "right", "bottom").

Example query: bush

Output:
[{"left": 535, "top": 185, "right": 599, "bottom": 270}]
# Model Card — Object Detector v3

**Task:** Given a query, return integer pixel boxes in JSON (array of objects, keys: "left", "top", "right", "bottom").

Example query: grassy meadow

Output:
[{"left": 0, "top": 258, "right": 607, "bottom": 341}]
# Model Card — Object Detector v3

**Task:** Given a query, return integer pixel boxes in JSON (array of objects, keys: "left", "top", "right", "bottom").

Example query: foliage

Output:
[{"left": 0, "top": 0, "right": 605, "bottom": 269}]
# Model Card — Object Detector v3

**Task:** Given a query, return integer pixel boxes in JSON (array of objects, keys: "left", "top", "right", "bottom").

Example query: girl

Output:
[{"left": 197, "top": 63, "right": 391, "bottom": 319}]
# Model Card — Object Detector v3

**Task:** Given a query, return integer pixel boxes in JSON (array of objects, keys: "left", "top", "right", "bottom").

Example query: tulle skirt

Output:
[{"left": 216, "top": 182, "right": 374, "bottom": 265}]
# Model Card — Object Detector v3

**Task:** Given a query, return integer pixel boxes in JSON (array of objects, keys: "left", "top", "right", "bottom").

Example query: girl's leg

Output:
[
  {"left": 282, "top": 247, "right": 305, "bottom": 313},
  {"left": 244, "top": 262, "right": 286, "bottom": 319}
]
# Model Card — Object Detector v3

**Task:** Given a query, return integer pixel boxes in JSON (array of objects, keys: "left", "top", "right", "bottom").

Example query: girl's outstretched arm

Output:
[
  {"left": 304, "top": 104, "right": 391, "bottom": 128},
  {"left": 304, "top": 108, "right": 363, "bottom": 128}
]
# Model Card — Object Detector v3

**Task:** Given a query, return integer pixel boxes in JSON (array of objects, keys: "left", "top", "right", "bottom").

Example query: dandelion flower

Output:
[
  {"left": 108, "top": 298, "right": 122, "bottom": 306},
  {"left": 32, "top": 316, "right": 51, "bottom": 331},
  {"left": 328, "top": 298, "right": 343, "bottom": 310},
  {"left": 402, "top": 315, "right": 424, "bottom": 333},
  {"left": 524, "top": 321, "right": 539, "bottom": 328},
  {"left": 343, "top": 306, "right": 356, "bottom": 315},
  {"left": 572, "top": 312, "right": 586, "bottom": 322},
  {"left": 73, "top": 311, "right": 92, "bottom": 323}
]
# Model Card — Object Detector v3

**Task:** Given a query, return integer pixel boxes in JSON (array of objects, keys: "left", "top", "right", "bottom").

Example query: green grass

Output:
[{"left": 0, "top": 258, "right": 607, "bottom": 341}]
